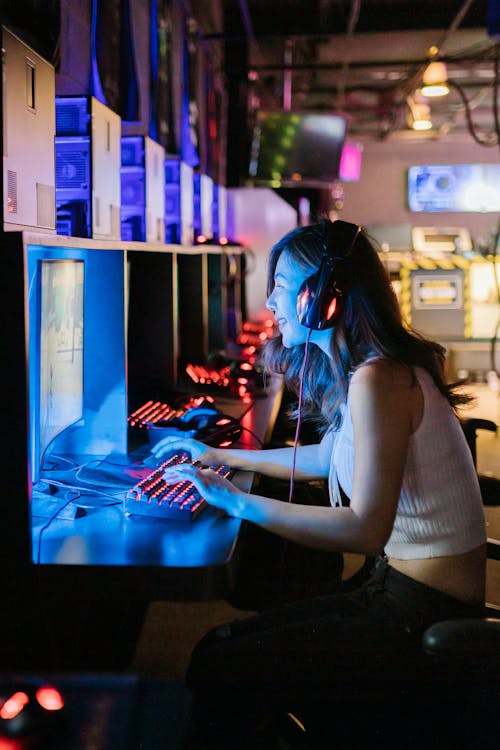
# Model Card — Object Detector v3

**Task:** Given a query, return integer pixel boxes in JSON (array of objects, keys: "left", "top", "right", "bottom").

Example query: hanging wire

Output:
[{"left": 288, "top": 328, "right": 313, "bottom": 504}]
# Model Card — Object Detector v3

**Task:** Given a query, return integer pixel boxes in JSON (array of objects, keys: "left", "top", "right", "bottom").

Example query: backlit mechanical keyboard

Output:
[
  {"left": 124, "top": 450, "right": 233, "bottom": 521},
  {"left": 128, "top": 395, "right": 216, "bottom": 429}
]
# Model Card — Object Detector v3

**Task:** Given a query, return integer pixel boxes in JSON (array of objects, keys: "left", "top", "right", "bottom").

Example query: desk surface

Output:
[{"left": 30, "top": 376, "right": 284, "bottom": 601}]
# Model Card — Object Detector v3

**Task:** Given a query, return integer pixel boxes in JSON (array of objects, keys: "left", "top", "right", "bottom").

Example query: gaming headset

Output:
[{"left": 296, "top": 219, "right": 362, "bottom": 330}]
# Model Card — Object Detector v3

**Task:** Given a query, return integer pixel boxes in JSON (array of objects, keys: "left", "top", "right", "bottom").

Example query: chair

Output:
[{"left": 461, "top": 416, "right": 499, "bottom": 506}]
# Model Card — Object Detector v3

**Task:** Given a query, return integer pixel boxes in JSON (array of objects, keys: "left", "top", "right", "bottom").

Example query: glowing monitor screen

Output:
[
  {"left": 408, "top": 164, "right": 500, "bottom": 212},
  {"left": 38, "top": 260, "right": 84, "bottom": 468},
  {"left": 249, "top": 111, "right": 347, "bottom": 187}
]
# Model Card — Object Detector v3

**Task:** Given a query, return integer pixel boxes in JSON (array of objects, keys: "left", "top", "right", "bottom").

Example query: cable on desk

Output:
[
  {"left": 236, "top": 425, "right": 264, "bottom": 447},
  {"left": 40, "top": 477, "right": 126, "bottom": 505},
  {"left": 43, "top": 455, "right": 81, "bottom": 471},
  {"left": 36, "top": 490, "right": 80, "bottom": 564}
]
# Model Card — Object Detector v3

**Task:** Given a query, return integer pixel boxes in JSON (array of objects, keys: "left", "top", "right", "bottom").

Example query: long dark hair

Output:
[{"left": 261, "top": 219, "right": 473, "bottom": 430}]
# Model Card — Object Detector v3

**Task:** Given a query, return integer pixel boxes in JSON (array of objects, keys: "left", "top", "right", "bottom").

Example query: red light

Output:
[
  {"left": 216, "top": 418, "right": 231, "bottom": 425},
  {"left": 238, "top": 385, "right": 247, "bottom": 398},
  {"left": 218, "top": 441, "right": 232, "bottom": 447},
  {"left": 240, "top": 362, "right": 252, "bottom": 371},
  {"left": 237, "top": 377, "right": 249, "bottom": 385},
  {"left": 36, "top": 687, "right": 64, "bottom": 712},
  {"left": 326, "top": 297, "right": 337, "bottom": 320},
  {"left": 0, "top": 692, "right": 29, "bottom": 720},
  {"left": 196, "top": 234, "right": 207, "bottom": 243},
  {"left": 219, "top": 236, "right": 228, "bottom": 245}
]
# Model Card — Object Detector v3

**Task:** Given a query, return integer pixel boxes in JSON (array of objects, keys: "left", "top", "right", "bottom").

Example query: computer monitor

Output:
[
  {"left": 27, "top": 243, "right": 127, "bottom": 489},
  {"left": 248, "top": 110, "right": 347, "bottom": 188},
  {"left": 34, "top": 260, "right": 84, "bottom": 483}
]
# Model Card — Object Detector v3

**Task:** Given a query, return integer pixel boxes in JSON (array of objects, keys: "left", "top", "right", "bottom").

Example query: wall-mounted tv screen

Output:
[
  {"left": 249, "top": 111, "right": 347, "bottom": 187},
  {"left": 408, "top": 164, "right": 500, "bottom": 213}
]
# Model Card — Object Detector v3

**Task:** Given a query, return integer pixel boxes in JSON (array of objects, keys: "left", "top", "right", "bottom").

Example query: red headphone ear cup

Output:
[
  {"left": 324, "top": 294, "right": 339, "bottom": 323},
  {"left": 296, "top": 251, "right": 345, "bottom": 330}
]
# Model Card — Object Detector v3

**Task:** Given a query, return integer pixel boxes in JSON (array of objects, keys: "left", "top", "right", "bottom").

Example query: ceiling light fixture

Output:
[
  {"left": 406, "top": 97, "right": 433, "bottom": 131},
  {"left": 421, "top": 61, "right": 449, "bottom": 97}
]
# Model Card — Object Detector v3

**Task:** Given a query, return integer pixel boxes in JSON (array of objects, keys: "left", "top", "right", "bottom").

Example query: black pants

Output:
[
  {"left": 227, "top": 476, "right": 345, "bottom": 610},
  {"left": 185, "top": 558, "right": 485, "bottom": 749}
]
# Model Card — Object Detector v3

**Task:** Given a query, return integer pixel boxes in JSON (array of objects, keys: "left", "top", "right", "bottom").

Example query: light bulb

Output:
[{"left": 421, "top": 62, "right": 449, "bottom": 97}]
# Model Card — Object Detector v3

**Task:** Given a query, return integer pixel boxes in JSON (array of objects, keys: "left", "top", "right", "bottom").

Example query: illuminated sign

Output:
[{"left": 412, "top": 274, "right": 463, "bottom": 309}]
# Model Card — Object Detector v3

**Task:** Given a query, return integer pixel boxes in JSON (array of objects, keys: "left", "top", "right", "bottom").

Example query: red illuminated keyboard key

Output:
[{"left": 124, "top": 450, "right": 232, "bottom": 521}]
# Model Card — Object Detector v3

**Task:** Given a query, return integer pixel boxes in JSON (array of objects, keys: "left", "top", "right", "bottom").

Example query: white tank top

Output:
[{"left": 329, "top": 366, "right": 487, "bottom": 559}]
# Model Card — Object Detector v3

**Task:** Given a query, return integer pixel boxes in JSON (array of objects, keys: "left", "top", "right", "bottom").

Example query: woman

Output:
[{"left": 153, "top": 219, "right": 486, "bottom": 747}]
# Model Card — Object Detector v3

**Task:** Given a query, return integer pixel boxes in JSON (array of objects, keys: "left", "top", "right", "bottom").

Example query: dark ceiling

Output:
[
  {"left": 194, "top": 0, "right": 499, "bottom": 145},
  {"left": 228, "top": 0, "right": 489, "bottom": 36}
]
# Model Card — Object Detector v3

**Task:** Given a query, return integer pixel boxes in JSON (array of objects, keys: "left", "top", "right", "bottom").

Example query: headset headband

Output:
[{"left": 324, "top": 219, "right": 362, "bottom": 261}]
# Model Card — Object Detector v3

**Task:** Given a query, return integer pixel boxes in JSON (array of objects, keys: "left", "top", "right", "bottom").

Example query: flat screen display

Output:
[
  {"left": 249, "top": 111, "right": 347, "bottom": 187},
  {"left": 38, "top": 260, "right": 84, "bottom": 469},
  {"left": 408, "top": 164, "right": 500, "bottom": 212}
]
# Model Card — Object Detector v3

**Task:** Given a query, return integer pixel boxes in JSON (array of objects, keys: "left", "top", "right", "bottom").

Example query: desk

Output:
[{"left": 30, "top": 375, "right": 284, "bottom": 602}]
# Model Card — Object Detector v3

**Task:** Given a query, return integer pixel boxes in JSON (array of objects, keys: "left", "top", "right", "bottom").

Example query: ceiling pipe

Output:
[
  {"left": 338, "top": 0, "right": 361, "bottom": 108},
  {"left": 283, "top": 39, "right": 293, "bottom": 110},
  {"left": 245, "top": 51, "right": 497, "bottom": 71}
]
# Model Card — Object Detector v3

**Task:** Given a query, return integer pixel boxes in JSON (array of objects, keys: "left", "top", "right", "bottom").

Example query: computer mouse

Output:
[
  {"left": 180, "top": 406, "right": 221, "bottom": 426},
  {"left": 0, "top": 678, "right": 65, "bottom": 742},
  {"left": 195, "top": 414, "right": 243, "bottom": 446}
]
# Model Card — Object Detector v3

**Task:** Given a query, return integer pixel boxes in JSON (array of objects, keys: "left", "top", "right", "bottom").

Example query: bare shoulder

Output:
[
  {"left": 350, "top": 358, "right": 414, "bottom": 393},
  {"left": 349, "top": 359, "right": 419, "bottom": 432}
]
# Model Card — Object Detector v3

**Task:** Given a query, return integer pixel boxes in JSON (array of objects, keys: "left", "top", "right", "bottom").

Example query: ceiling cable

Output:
[{"left": 337, "top": 0, "right": 361, "bottom": 109}]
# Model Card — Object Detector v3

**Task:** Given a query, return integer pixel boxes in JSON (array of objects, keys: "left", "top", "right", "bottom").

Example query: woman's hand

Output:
[
  {"left": 151, "top": 435, "right": 216, "bottom": 464},
  {"left": 161, "top": 463, "right": 245, "bottom": 517}
]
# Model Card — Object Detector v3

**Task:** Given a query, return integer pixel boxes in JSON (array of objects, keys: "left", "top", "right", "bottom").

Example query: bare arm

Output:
[
  {"left": 215, "top": 429, "right": 334, "bottom": 480},
  {"left": 165, "top": 361, "right": 416, "bottom": 556},
  {"left": 152, "top": 428, "right": 335, "bottom": 481}
]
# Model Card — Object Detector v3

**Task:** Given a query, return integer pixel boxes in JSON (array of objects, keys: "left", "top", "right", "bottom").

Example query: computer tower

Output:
[
  {"left": 55, "top": 96, "right": 121, "bottom": 240},
  {"left": 164, "top": 157, "right": 194, "bottom": 246},
  {"left": 121, "top": 136, "right": 165, "bottom": 243},
  {"left": 1, "top": 26, "right": 56, "bottom": 233},
  {"left": 200, "top": 174, "right": 214, "bottom": 241},
  {"left": 193, "top": 172, "right": 214, "bottom": 242},
  {"left": 212, "top": 184, "right": 227, "bottom": 241}
]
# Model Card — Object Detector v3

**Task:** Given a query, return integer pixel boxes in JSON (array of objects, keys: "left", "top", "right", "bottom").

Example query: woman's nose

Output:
[{"left": 266, "top": 291, "right": 276, "bottom": 311}]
